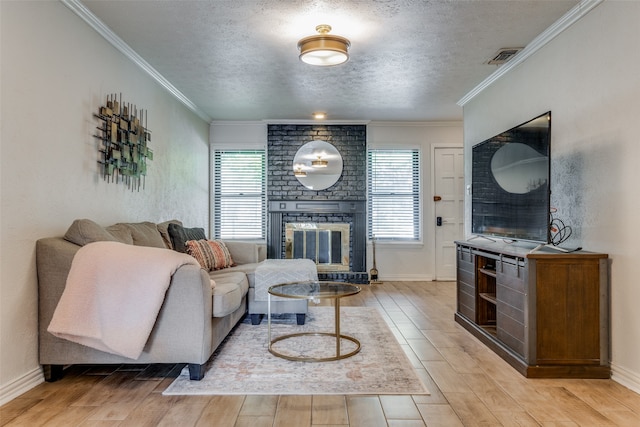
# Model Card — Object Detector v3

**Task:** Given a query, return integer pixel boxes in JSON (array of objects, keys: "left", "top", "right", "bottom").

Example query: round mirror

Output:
[
  {"left": 292, "top": 140, "right": 343, "bottom": 190},
  {"left": 491, "top": 143, "right": 548, "bottom": 194}
]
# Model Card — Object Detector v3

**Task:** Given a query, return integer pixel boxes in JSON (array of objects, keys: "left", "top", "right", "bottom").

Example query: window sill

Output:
[{"left": 370, "top": 240, "right": 424, "bottom": 249}]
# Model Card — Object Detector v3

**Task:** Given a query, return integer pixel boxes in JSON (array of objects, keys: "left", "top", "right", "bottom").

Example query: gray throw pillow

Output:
[
  {"left": 157, "top": 219, "right": 183, "bottom": 249},
  {"left": 167, "top": 223, "right": 206, "bottom": 253}
]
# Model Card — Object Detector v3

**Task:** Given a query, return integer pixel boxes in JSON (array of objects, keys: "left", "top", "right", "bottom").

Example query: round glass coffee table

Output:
[{"left": 268, "top": 281, "right": 361, "bottom": 362}]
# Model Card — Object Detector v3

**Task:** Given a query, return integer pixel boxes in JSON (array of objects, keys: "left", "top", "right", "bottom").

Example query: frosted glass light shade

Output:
[{"left": 298, "top": 25, "right": 350, "bottom": 67}]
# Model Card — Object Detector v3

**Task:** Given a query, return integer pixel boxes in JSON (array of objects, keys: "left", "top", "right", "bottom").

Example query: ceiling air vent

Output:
[{"left": 487, "top": 47, "right": 523, "bottom": 65}]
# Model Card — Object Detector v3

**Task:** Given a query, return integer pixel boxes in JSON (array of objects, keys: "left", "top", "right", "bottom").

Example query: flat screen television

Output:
[{"left": 471, "top": 111, "right": 551, "bottom": 244}]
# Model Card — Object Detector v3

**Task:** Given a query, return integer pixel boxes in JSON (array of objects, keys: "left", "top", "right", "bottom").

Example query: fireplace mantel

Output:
[
  {"left": 267, "top": 200, "right": 366, "bottom": 274},
  {"left": 269, "top": 200, "right": 364, "bottom": 214}
]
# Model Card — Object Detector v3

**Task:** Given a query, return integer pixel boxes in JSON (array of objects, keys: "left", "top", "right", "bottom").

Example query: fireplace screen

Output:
[{"left": 285, "top": 223, "right": 350, "bottom": 272}]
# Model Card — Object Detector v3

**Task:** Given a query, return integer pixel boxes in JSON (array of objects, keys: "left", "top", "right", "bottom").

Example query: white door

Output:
[{"left": 433, "top": 147, "right": 464, "bottom": 280}]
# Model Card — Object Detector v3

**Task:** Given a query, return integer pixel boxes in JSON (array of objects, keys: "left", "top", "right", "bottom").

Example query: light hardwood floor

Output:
[{"left": 3, "top": 281, "right": 640, "bottom": 426}]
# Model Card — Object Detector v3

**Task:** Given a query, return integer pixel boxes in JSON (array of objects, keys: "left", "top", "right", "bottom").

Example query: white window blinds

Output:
[
  {"left": 213, "top": 150, "right": 266, "bottom": 240},
  {"left": 367, "top": 149, "right": 420, "bottom": 241}
]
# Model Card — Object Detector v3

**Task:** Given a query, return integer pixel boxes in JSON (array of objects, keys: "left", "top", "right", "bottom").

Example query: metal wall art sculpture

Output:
[{"left": 93, "top": 93, "right": 153, "bottom": 190}]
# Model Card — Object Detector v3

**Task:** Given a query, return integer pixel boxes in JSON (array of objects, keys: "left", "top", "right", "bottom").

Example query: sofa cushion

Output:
[
  {"left": 105, "top": 224, "right": 135, "bottom": 244},
  {"left": 209, "top": 271, "right": 248, "bottom": 317},
  {"left": 157, "top": 220, "right": 182, "bottom": 249},
  {"left": 218, "top": 262, "right": 260, "bottom": 288},
  {"left": 168, "top": 223, "right": 206, "bottom": 253},
  {"left": 185, "top": 239, "right": 234, "bottom": 271},
  {"left": 118, "top": 222, "right": 166, "bottom": 248},
  {"left": 64, "top": 219, "right": 134, "bottom": 246}
]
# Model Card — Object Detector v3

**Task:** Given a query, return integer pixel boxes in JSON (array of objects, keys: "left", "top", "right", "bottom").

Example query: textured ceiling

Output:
[{"left": 80, "top": 0, "right": 579, "bottom": 122}]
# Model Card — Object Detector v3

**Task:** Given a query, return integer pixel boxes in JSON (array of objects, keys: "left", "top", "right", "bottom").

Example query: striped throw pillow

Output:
[{"left": 185, "top": 239, "right": 234, "bottom": 271}]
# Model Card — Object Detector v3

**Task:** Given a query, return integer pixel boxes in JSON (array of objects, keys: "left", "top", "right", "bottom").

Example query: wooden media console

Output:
[{"left": 455, "top": 240, "right": 610, "bottom": 378}]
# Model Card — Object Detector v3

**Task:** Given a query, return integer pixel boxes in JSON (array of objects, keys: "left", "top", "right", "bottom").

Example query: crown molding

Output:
[
  {"left": 457, "top": 0, "right": 604, "bottom": 107},
  {"left": 368, "top": 120, "right": 462, "bottom": 127},
  {"left": 263, "top": 120, "right": 460, "bottom": 126},
  {"left": 61, "top": 0, "right": 211, "bottom": 122},
  {"left": 210, "top": 121, "right": 267, "bottom": 126}
]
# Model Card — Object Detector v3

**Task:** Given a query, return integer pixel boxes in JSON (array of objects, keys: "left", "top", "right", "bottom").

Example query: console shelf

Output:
[
  {"left": 455, "top": 240, "right": 610, "bottom": 379},
  {"left": 478, "top": 292, "right": 496, "bottom": 304},
  {"left": 478, "top": 267, "right": 497, "bottom": 277}
]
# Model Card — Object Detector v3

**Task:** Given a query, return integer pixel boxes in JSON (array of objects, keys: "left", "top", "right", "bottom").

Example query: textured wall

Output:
[{"left": 0, "top": 1, "right": 209, "bottom": 402}]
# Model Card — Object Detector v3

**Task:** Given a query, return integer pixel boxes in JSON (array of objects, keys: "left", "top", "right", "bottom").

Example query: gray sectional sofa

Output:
[{"left": 36, "top": 219, "right": 264, "bottom": 381}]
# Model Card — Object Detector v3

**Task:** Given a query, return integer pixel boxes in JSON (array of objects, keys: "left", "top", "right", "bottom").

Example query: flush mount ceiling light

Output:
[
  {"left": 294, "top": 165, "right": 307, "bottom": 177},
  {"left": 313, "top": 112, "right": 326, "bottom": 119},
  {"left": 311, "top": 155, "right": 328, "bottom": 167},
  {"left": 298, "top": 24, "right": 350, "bottom": 66}
]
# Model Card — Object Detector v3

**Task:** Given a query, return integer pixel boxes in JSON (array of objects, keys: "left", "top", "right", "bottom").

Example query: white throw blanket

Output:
[{"left": 48, "top": 241, "right": 199, "bottom": 359}]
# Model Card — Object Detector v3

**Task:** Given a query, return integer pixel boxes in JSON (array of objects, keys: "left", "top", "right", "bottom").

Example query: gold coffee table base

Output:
[
  {"left": 267, "top": 281, "right": 362, "bottom": 362},
  {"left": 269, "top": 332, "right": 361, "bottom": 362}
]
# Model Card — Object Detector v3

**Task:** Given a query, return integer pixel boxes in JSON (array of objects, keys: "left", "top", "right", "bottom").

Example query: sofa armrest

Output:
[
  {"left": 147, "top": 264, "right": 213, "bottom": 363},
  {"left": 222, "top": 240, "right": 259, "bottom": 265},
  {"left": 37, "top": 237, "right": 82, "bottom": 354}
]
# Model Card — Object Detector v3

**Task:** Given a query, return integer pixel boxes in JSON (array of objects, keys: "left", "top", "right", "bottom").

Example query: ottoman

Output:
[{"left": 249, "top": 259, "right": 318, "bottom": 325}]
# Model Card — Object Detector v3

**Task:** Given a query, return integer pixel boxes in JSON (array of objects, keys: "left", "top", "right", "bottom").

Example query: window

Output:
[
  {"left": 367, "top": 149, "right": 420, "bottom": 241},
  {"left": 213, "top": 150, "right": 266, "bottom": 240}
]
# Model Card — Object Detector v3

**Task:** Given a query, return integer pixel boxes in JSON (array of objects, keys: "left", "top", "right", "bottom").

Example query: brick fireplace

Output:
[{"left": 267, "top": 124, "right": 367, "bottom": 283}]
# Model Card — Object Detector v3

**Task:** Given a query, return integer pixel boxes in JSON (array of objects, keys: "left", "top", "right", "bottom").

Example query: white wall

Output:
[
  {"left": 461, "top": 1, "right": 640, "bottom": 392},
  {"left": 367, "top": 122, "right": 463, "bottom": 281},
  {"left": 0, "top": 1, "right": 209, "bottom": 404},
  {"left": 210, "top": 121, "right": 268, "bottom": 150}
]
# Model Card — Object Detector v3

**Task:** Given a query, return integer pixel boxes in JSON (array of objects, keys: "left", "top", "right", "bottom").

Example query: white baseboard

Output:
[
  {"left": 611, "top": 363, "right": 640, "bottom": 395},
  {"left": 0, "top": 367, "right": 44, "bottom": 406},
  {"left": 378, "top": 274, "right": 436, "bottom": 282}
]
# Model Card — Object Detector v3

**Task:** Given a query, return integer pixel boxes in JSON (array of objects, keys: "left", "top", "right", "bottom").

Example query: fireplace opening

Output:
[{"left": 285, "top": 223, "right": 350, "bottom": 272}]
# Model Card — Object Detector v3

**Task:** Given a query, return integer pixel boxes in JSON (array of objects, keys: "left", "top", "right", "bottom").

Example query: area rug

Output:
[{"left": 163, "top": 306, "right": 429, "bottom": 395}]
